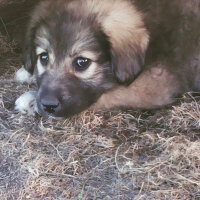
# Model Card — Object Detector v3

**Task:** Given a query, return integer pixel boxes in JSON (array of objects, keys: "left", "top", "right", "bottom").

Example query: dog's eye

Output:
[
  {"left": 39, "top": 52, "right": 49, "bottom": 66},
  {"left": 73, "top": 57, "right": 91, "bottom": 72}
]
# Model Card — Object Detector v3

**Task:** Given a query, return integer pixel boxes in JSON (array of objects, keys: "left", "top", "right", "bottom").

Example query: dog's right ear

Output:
[
  {"left": 23, "top": 0, "right": 51, "bottom": 74},
  {"left": 23, "top": 36, "right": 36, "bottom": 74}
]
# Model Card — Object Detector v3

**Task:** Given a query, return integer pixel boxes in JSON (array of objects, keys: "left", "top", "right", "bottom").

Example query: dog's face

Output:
[
  {"left": 34, "top": 17, "right": 114, "bottom": 117},
  {"left": 24, "top": 0, "right": 149, "bottom": 117}
]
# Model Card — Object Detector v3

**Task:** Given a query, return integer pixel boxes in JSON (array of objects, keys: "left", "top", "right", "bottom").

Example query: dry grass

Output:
[{"left": 0, "top": 25, "right": 200, "bottom": 200}]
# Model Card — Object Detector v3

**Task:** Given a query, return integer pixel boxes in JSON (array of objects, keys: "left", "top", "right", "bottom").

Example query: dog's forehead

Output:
[
  {"left": 35, "top": 26, "right": 51, "bottom": 50},
  {"left": 35, "top": 14, "right": 100, "bottom": 58}
]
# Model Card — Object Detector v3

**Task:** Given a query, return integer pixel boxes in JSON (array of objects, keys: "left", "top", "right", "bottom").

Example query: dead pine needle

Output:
[{"left": 0, "top": 16, "right": 10, "bottom": 41}]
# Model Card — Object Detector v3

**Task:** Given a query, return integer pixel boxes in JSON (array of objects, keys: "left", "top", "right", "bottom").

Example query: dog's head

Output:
[{"left": 24, "top": 0, "right": 149, "bottom": 117}]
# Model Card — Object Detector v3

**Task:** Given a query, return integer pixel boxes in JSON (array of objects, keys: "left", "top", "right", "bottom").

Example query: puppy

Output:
[{"left": 15, "top": 0, "right": 200, "bottom": 118}]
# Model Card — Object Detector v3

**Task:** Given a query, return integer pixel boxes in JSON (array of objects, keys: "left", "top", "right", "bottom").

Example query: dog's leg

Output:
[
  {"left": 15, "top": 67, "right": 38, "bottom": 115},
  {"left": 15, "top": 91, "right": 38, "bottom": 116},
  {"left": 92, "top": 65, "right": 183, "bottom": 110},
  {"left": 15, "top": 66, "right": 36, "bottom": 84}
]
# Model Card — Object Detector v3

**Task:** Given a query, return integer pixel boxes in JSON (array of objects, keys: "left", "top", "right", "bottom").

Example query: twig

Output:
[{"left": 0, "top": 16, "right": 10, "bottom": 41}]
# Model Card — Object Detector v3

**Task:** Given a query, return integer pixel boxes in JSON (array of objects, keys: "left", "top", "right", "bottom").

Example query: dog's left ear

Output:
[
  {"left": 102, "top": 2, "right": 149, "bottom": 83},
  {"left": 111, "top": 39, "right": 148, "bottom": 83}
]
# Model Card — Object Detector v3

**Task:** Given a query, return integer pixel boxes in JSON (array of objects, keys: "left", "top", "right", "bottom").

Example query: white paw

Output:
[
  {"left": 15, "top": 66, "right": 36, "bottom": 84},
  {"left": 15, "top": 91, "right": 38, "bottom": 116}
]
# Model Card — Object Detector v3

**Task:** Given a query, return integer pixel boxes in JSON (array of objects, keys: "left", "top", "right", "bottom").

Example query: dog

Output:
[{"left": 15, "top": 0, "right": 200, "bottom": 118}]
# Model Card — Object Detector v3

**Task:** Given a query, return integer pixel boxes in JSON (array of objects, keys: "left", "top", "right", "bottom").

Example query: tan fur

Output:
[
  {"left": 35, "top": 34, "right": 104, "bottom": 85},
  {"left": 76, "top": 62, "right": 103, "bottom": 85},
  {"left": 67, "top": 0, "right": 149, "bottom": 74},
  {"left": 74, "top": 51, "right": 103, "bottom": 85},
  {"left": 92, "top": 65, "right": 181, "bottom": 110},
  {"left": 36, "top": 59, "right": 46, "bottom": 76},
  {"left": 74, "top": 0, "right": 149, "bottom": 53},
  {"left": 32, "top": 0, "right": 149, "bottom": 81},
  {"left": 23, "top": 0, "right": 199, "bottom": 117},
  {"left": 35, "top": 27, "right": 50, "bottom": 49},
  {"left": 36, "top": 47, "right": 45, "bottom": 55}
]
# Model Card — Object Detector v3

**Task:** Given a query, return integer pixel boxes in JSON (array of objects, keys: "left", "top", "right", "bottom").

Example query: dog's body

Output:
[{"left": 15, "top": 0, "right": 200, "bottom": 118}]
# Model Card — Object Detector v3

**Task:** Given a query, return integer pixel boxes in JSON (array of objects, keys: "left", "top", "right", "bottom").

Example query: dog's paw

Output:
[
  {"left": 15, "top": 66, "right": 36, "bottom": 84},
  {"left": 15, "top": 91, "right": 38, "bottom": 116}
]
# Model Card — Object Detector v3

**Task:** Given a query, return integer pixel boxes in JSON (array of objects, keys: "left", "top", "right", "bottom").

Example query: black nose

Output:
[{"left": 41, "top": 97, "right": 60, "bottom": 114}]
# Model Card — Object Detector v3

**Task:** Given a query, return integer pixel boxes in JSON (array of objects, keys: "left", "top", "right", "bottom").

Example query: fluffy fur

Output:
[
  {"left": 15, "top": 66, "right": 35, "bottom": 84},
  {"left": 15, "top": 0, "right": 200, "bottom": 118},
  {"left": 15, "top": 91, "right": 37, "bottom": 116}
]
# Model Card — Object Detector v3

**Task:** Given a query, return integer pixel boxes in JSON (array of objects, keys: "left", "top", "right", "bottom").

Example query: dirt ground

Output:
[{"left": 0, "top": 1, "right": 200, "bottom": 200}]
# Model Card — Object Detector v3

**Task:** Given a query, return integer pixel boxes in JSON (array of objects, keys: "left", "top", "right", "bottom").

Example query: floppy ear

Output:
[
  {"left": 111, "top": 43, "right": 147, "bottom": 83},
  {"left": 101, "top": 1, "right": 149, "bottom": 83},
  {"left": 23, "top": 37, "right": 36, "bottom": 74},
  {"left": 23, "top": 0, "right": 51, "bottom": 74},
  {"left": 107, "top": 24, "right": 149, "bottom": 84}
]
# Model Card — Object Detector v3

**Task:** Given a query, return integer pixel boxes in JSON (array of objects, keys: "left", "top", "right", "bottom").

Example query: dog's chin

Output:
[
  {"left": 36, "top": 108, "right": 64, "bottom": 120},
  {"left": 36, "top": 101, "right": 87, "bottom": 119},
  {"left": 36, "top": 91, "right": 100, "bottom": 118}
]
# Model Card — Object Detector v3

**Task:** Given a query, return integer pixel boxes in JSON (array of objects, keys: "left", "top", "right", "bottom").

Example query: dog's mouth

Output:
[{"left": 36, "top": 87, "right": 100, "bottom": 118}]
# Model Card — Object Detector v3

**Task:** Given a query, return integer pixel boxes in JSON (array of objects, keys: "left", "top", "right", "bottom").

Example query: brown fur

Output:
[
  {"left": 92, "top": 65, "right": 181, "bottom": 110},
  {"left": 21, "top": 0, "right": 200, "bottom": 117}
]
